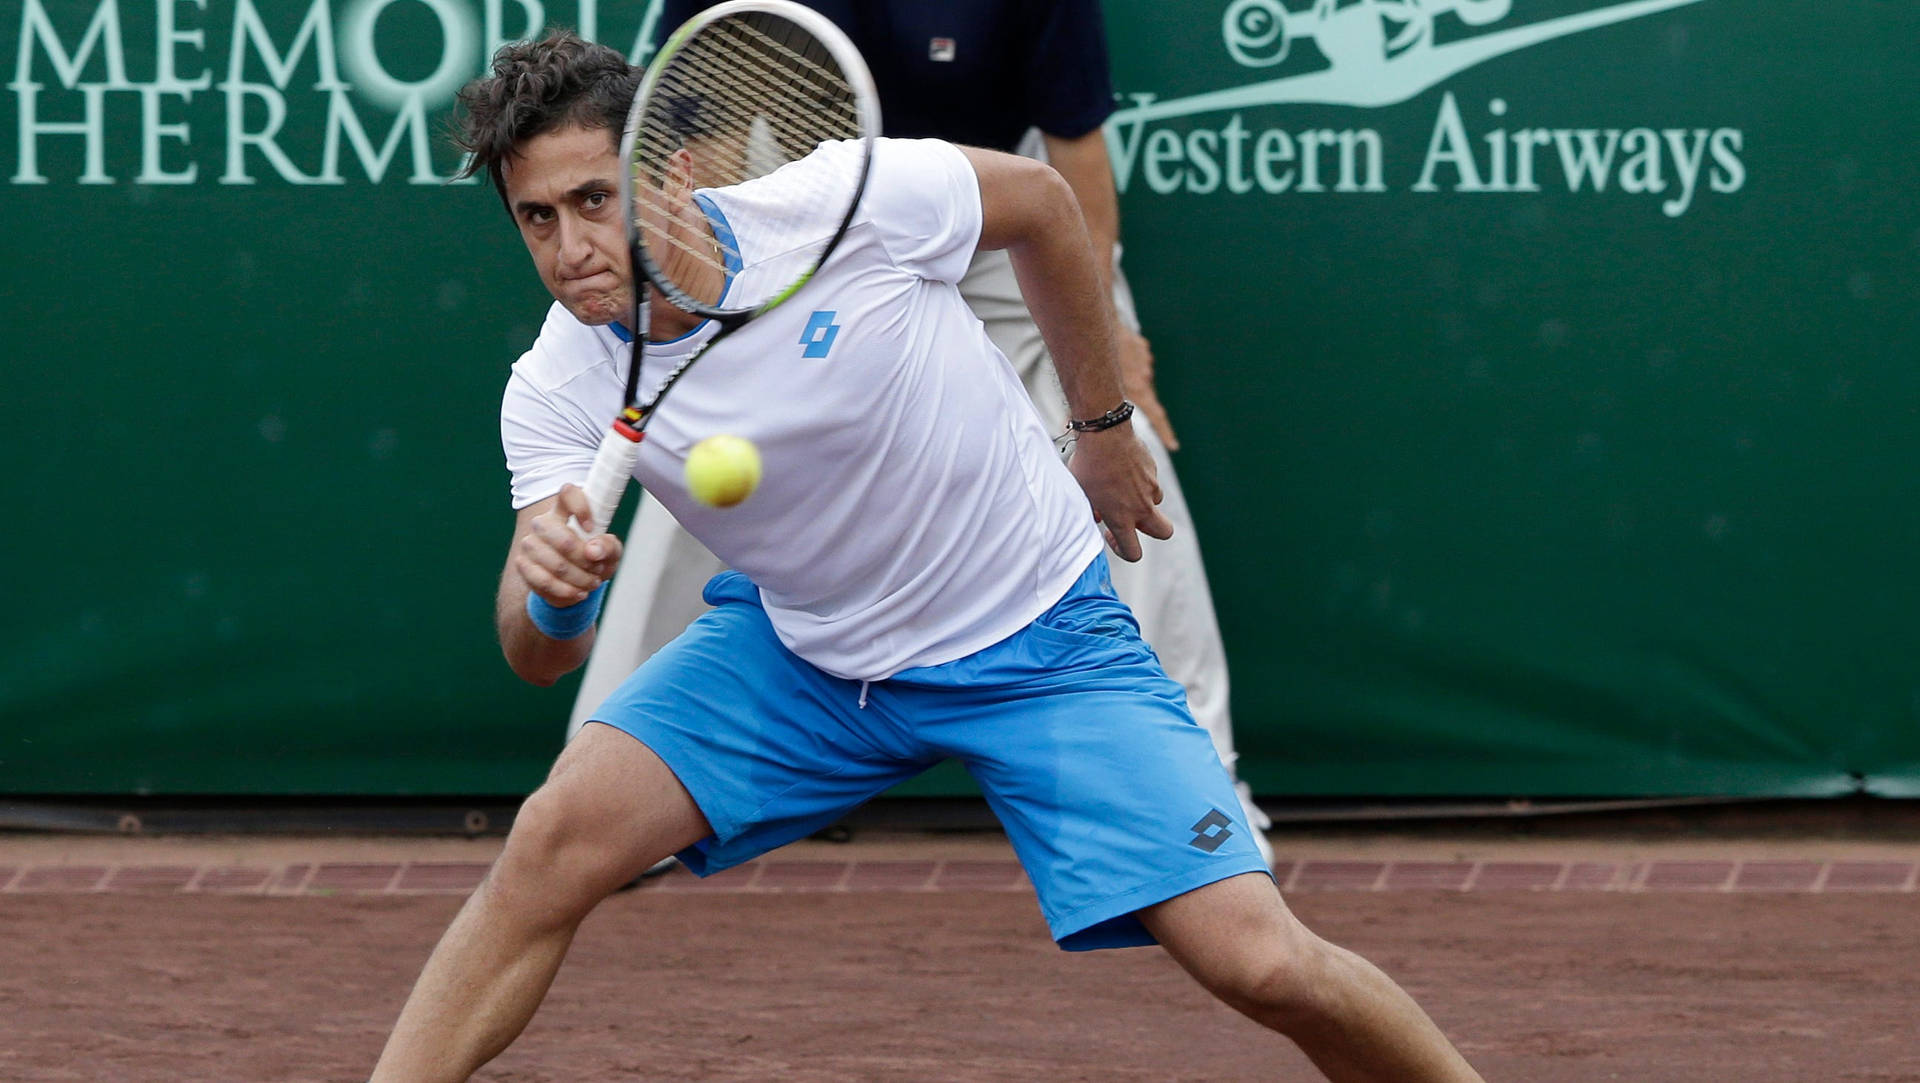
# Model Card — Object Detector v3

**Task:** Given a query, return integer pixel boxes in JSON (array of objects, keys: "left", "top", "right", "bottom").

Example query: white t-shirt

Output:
[{"left": 501, "top": 138, "right": 1102, "bottom": 681}]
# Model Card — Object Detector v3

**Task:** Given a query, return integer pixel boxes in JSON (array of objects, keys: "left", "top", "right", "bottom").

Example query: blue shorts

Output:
[{"left": 590, "top": 553, "right": 1271, "bottom": 950}]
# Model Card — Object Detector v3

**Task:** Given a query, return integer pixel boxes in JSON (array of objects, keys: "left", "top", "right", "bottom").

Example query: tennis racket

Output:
[{"left": 572, "top": 0, "right": 881, "bottom": 536}]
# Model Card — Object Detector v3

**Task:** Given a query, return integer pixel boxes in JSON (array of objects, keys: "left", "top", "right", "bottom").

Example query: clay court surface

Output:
[{"left": 4, "top": 824, "right": 1920, "bottom": 1082}]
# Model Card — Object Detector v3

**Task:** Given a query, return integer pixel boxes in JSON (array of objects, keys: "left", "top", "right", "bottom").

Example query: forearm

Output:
[
  {"left": 993, "top": 164, "right": 1125, "bottom": 420},
  {"left": 1042, "top": 129, "right": 1121, "bottom": 301},
  {"left": 496, "top": 575, "right": 597, "bottom": 686},
  {"left": 961, "top": 144, "right": 1173, "bottom": 557},
  {"left": 1043, "top": 128, "right": 1180, "bottom": 448}
]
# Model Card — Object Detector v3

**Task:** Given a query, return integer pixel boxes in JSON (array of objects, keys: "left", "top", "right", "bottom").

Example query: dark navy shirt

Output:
[{"left": 657, "top": 0, "right": 1115, "bottom": 151}]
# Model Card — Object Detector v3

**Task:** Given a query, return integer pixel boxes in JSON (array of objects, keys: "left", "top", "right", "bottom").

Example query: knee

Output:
[
  {"left": 1207, "top": 921, "right": 1340, "bottom": 1031},
  {"left": 486, "top": 784, "right": 628, "bottom": 917}
]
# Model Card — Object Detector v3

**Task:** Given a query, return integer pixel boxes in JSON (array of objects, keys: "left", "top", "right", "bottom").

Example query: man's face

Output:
[{"left": 501, "top": 124, "right": 631, "bottom": 326}]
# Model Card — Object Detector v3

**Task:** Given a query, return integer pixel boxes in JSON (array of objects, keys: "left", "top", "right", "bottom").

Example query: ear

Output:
[{"left": 664, "top": 147, "right": 697, "bottom": 200}]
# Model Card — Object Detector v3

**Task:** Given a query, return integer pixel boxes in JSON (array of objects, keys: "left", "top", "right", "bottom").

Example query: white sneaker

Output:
[{"left": 614, "top": 856, "right": 680, "bottom": 893}]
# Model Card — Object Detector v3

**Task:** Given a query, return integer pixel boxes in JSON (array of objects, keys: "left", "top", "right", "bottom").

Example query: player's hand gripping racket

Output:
[{"left": 572, "top": 0, "right": 881, "bottom": 537}]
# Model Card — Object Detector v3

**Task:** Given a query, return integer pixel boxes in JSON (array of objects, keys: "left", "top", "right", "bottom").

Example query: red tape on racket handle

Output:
[{"left": 570, "top": 421, "right": 643, "bottom": 539}]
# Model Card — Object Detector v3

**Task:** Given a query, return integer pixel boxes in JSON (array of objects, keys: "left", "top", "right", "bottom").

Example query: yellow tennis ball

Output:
[{"left": 685, "top": 434, "right": 762, "bottom": 508}]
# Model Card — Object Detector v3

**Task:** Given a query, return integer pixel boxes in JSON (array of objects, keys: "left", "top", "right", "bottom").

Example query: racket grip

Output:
[{"left": 573, "top": 422, "right": 643, "bottom": 538}]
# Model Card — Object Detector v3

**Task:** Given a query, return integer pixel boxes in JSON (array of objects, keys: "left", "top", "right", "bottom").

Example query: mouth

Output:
[{"left": 558, "top": 275, "right": 631, "bottom": 324}]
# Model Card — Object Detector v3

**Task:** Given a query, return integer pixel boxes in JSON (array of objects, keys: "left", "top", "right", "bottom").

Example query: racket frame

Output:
[
  {"left": 574, "top": 0, "right": 879, "bottom": 537},
  {"left": 618, "top": 0, "right": 881, "bottom": 325}
]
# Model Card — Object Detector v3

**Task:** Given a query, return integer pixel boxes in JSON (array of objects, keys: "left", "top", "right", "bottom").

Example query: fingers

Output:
[
  {"left": 518, "top": 486, "right": 623, "bottom": 605},
  {"left": 1069, "top": 428, "right": 1176, "bottom": 563},
  {"left": 517, "top": 532, "right": 604, "bottom": 606},
  {"left": 1103, "top": 501, "right": 1174, "bottom": 562},
  {"left": 1136, "top": 504, "right": 1176, "bottom": 543},
  {"left": 554, "top": 484, "right": 622, "bottom": 565},
  {"left": 554, "top": 483, "right": 603, "bottom": 541}
]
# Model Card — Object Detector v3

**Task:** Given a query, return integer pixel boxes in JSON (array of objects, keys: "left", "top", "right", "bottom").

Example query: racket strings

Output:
[
  {"left": 634, "top": 10, "right": 862, "bottom": 305},
  {"left": 668, "top": 16, "right": 856, "bottom": 178}
]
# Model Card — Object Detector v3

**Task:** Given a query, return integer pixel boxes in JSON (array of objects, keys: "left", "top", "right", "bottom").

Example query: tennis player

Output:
[
  {"left": 369, "top": 32, "right": 1481, "bottom": 1082},
  {"left": 572, "top": 0, "right": 1272, "bottom": 874}
]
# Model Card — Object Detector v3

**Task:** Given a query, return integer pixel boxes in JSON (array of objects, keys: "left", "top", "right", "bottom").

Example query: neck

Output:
[{"left": 647, "top": 298, "right": 703, "bottom": 342}]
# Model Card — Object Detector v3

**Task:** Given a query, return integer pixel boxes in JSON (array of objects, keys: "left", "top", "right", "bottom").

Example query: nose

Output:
[{"left": 556, "top": 214, "right": 594, "bottom": 271}]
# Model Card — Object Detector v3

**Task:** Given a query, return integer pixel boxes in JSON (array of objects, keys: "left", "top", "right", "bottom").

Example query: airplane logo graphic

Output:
[{"left": 1110, "top": 0, "right": 1710, "bottom": 127}]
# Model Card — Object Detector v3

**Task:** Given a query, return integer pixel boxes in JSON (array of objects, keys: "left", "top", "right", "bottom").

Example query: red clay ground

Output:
[{"left": 3, "top": 831, "right": 1918, "bottom": 1081}]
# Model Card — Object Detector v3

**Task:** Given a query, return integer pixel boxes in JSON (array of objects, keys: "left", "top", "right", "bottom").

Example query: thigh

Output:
[
  {"left": 962, "top": 680, "right": 1269, "bottom": 951},
  {"left": 590, "top": 571, "right": 936, "bottom": 876},
  {"left": 905, "top": 558, "right": 1270, "bottom": 951}
]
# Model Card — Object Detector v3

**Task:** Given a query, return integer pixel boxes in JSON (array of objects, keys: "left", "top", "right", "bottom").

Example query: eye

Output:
[{"left": 583, "top": 191, "right": 609, "bottom": 211}]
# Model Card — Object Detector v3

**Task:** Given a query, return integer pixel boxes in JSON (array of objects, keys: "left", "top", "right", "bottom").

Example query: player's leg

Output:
[
  {"left": 911, "top": 553, "right": 1270, "bottom": 952},
  {"left": 960, "top": 247, "right": 1271, "bottom": 865},
  {"left": 371, "top": 721, "right": 709, "bottom": 1082},
  {"left": 379, "top": 570, "right": 926, "bottom": 1081},
  {"left": 913, "top": 557, "right": 1477, "bottom": 1079},
  {"left": 566, "top": 496, "right": 727, "bottom": 883},
  {"left": 1138, "top": 873, "right": 1482, "bottom": 1082}
]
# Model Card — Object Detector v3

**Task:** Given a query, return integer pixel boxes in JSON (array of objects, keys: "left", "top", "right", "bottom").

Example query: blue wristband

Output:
[{"left": 525, "top": 583, "right": 607, "bottom": 640}]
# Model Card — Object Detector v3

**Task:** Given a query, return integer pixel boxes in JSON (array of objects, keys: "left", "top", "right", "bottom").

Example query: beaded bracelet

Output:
[{"left": 1067, "top": 400, "right": 1136, "bottom": 433}]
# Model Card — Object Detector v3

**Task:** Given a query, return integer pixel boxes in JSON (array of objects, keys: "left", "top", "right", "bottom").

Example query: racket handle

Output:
[{"left": 570, "top": 421, "right": 643, "bottom": 539}]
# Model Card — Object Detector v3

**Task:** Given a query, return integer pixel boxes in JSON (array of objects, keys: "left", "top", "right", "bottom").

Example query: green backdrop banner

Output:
[{"left": 3, "top": 0, "right": 1915, "bottom": 797}]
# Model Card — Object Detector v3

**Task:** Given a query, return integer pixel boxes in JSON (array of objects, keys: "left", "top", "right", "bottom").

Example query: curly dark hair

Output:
[{"left": 452, "top": 31, "right": 641, "bottom": 212}]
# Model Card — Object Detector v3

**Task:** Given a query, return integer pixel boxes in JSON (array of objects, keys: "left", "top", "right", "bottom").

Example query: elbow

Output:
[
  {"left": 503, "top": 642, "right": 573, "bottom": 687},
  {"left": 970, "top": 147, "right": 1082, "bottom": 252},
  {"left": 511, "top": 660, "right": 562, "bottom": 688},
  {"left": 997, "top": 167, "right": 1084, "bottom": 258},
  {"left": 1027, "top": 163, "right": 1080, "bottom": 228}
]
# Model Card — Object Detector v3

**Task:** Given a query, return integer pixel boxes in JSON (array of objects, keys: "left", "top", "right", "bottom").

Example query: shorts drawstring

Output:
[{"left": 858, "top": 680, "right": 870, "bottom": 709}]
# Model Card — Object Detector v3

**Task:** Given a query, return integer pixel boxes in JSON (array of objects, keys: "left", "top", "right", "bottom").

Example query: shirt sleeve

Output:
[
  {"left": 500, "top": 367, "right": 601, "bottom": 510},
  {"left": 1024, "top": 0, "right": 1117, "bottom": 139},
  {"left": 861, "top": 138, "right": 982, "bottom": 285}
]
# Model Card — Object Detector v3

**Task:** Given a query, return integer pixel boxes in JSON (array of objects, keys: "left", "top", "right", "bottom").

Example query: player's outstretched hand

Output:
[
  {"left": 517, "top": 484, "right": 624, "bottom": 606},
  {"left": 1069, "top": 426, "right": 1175, "bottom": 562}
]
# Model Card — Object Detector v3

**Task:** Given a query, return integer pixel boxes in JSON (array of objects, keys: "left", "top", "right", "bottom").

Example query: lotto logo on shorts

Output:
[
  {"left": 799, "top": 310, "right": 841, "bottom": 358},
  {"left": 1188, "top": 809, "right": 1235, "bottom": 853}
]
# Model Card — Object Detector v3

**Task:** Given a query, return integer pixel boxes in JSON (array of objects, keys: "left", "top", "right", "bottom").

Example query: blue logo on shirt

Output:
[{"left": 799, "top": 310, "right": 840, "bottom": 358}]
